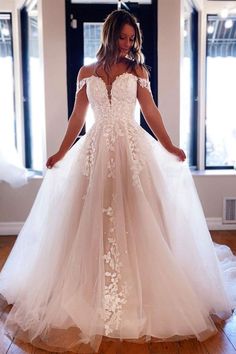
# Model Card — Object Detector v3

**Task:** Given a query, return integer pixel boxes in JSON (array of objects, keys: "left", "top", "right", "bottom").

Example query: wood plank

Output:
[
  {"left": 97, "top": 340, "right": 118, "bottom": 354},
  {"left": 202, "top": 328, "right": 236, "bottom": 354},
  {"left": 98, "top": 340, "right": 116, "bottom": 354},
  {"left": 120, "top": 342, "right": 150, "bottom": 354},
  {"left": 210, "top": 231, "right": 236, "bottom": 255},
  {"left": 99, "top": 340, "right": 151, "bottom": 354},
  {"left": 149, "top": 341, "right": 179, "bottom": 354},
  {"left": 178, "top": 339, "right": 208, "bottom": 354}
]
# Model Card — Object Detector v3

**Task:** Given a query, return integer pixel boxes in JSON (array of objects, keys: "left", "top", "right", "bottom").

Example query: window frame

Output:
[
  {"left": 193, "top": 1, "right": 236, "bottom": 172},
  {"left": 204, "top": 12, "right": 236, "bottom": 170}
]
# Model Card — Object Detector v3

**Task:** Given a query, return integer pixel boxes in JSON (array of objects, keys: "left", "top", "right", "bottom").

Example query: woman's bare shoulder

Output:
[
  {"left": 77, "top": 63, "right": 98, "bottom": 81},
  {"left": 134, "top": 64, "right": 149, "bottom": 79}
]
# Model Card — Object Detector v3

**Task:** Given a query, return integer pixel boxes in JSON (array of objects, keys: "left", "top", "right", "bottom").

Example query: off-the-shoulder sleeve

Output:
[
  {"left": 137, "top": 77, "right": 151, "bottom": 92},
  {"left": 76, "top": 78, "right": 87, "bottom": 94}
]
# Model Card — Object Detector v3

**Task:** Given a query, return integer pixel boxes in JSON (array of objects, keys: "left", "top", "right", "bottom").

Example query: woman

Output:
[{"left": 0, "top": 9, "right": 235, "bottom": 353}]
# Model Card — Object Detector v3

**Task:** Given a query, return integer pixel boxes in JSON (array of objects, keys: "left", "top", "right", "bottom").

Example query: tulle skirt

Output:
[{"left": 0, "top": 123, "right": 235, "bottom": 352}]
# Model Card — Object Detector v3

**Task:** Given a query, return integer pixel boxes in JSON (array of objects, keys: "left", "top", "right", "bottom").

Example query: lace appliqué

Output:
[
  {"left": 83, "top": 135, "right": 96, "bottom": 177},
  {"left": 107, "top": 157, "right": 116, "bottom": 178},
  {"left": 103, "top": 123, "right": 124, "bottom": 152},
  {"left": 79, "top": 74, "right": 149, "bottom": 188},
  {"left": 127, "top": 125, "right": 146, "bottom": 189},
  {"left": 137, "top": 77, "right": 151, "bottom": 92},
  {"left": 101, "top": 204, "right": 128, "bottom": 336}
]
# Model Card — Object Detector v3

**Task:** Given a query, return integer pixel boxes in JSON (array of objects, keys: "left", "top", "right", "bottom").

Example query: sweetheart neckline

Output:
[
  {"left": 87, "top": 72, "right": 139, "bottom": 89},
  {"left": 86, "top": 72, "right": 139, "bottom": 104}
]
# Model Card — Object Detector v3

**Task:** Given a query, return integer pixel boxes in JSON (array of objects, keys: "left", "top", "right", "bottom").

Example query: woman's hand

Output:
[
  {"left": 46, "top": 151, "right": 65, "bottom": 169},
  {"left": 168, "top": 145, "right": 186, "bottom": 161}
]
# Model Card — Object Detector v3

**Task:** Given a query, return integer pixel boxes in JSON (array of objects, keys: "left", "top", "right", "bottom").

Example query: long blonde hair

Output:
[{"left": 96, "top": 9, "right": 145, "bottom": 73}]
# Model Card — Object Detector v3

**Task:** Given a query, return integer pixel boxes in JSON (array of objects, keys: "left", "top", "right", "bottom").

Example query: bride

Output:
[{"left": 0, "top": 8, "right": 235, "bottom": 353}]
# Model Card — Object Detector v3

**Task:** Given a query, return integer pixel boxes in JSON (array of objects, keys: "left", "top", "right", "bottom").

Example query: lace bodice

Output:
[
  {"left": 76, "top": 72, "right": 151, "bottom": 124},
  {"left": 76, "top": 72, "right": 152, "bottom": 187}
]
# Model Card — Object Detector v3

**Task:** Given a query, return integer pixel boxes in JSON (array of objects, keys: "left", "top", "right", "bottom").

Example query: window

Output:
[
  {"left": 205, "top": 15, "right": 236, "bottom": 169},
  {"left": 0, "top": 13, "right": 16, "bottom": 152},
  {"left": 83, "top": 22, "right": 102, "bottom": 131},
  {"left": 21, "top": 1, "right": 44, "bottom": 172}
]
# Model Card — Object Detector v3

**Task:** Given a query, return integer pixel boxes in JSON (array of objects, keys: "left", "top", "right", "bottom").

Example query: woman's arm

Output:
[
  {"left": 137, "top": 67, "right": 186, "bottom": 161},
  {"left": 46, "top": 67, "right": 89, "bottom": 168}
]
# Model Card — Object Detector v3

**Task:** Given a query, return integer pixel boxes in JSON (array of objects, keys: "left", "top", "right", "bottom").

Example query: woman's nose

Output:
[{"left": 125, "top": 38, "right": 129, "bottom": 46}]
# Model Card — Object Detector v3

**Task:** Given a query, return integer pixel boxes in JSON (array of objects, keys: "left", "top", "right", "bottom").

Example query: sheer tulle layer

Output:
[{"left": 0, "top": 122, "right": 235, "bottom": 352}]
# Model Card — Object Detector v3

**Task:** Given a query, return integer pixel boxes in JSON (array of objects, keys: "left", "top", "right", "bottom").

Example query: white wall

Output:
[
  {"left": 0, "top": 0, "right": 14, "bottom": 11},
  {"left": 0, "top": 0, "right": 235, "bottom": 233}
]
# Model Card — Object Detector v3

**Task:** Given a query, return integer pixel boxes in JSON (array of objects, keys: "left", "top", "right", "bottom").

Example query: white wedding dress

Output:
[{"left": 0, "top": 72, "right": 235, "bottom": 353}]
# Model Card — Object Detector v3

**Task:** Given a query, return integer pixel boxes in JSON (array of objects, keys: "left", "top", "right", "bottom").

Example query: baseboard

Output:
[
  {"left": 0, "top": 218, "right": 235, "bottom": 236},
  {"left": 206, "top": 218, "right": 236, "bottom": 230},
  {"left": 0, "top": 222, "right": 23, "bottom": 236}
]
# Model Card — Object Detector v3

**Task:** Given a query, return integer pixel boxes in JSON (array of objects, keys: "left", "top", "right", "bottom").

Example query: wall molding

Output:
[
  {"left": 0, "top": 222, "right": 23, "bottom": 235},
  {"left": 206, "top": 218, "right": 236, "bottom": 230},
  {"left": 0, "top": 218, "right": 235, "bottom": 236}
]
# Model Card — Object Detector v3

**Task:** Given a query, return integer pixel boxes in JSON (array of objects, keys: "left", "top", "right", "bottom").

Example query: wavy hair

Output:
[{"left": 96, "top": 9, "right": 145, "bottom": 72}]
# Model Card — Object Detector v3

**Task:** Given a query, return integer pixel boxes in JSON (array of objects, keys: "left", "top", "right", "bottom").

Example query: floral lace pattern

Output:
[
  {"left": 103, "top": 122, "right": 125, "bottom": 152},
  {"left": 137, "top": 77, "right": 151, "bottom": 92},
  {"left": 102, "top": 203, "right": 128, "bottom": 336},
  {"left": 76, "top": 74, "right": 151, "bottom": 188},
  {"left": 107, "top": 157, "right": 116, "bottom": 178},
  {"left": 82, "top": 134, "right": 96, "bottom": 177},
  {"left": 75, "top": 74, "right": 153, "bottom": 332}
]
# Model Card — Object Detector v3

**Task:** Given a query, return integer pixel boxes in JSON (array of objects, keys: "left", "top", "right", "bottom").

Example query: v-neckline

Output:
[{"left": 91, "top": 72, "right": 137, "bottom": 104}]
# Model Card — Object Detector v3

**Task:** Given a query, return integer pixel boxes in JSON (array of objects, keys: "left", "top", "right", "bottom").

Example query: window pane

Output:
[
  {"left": 0, "top": 14, "right": 16, "bottom": 150},
  {"left": 206, "top": 15, "right": 236, "bottom": 168},
  {"left": 27, "top": 3, "right": 43, "bottom": 171},
  {"left": 21, "top": 2, "right": 44, "bottom": 172},
  {"left": 84, "top": 22, "right": 101, "bottom": 65},
  {"left": 83, "top": 23, "right": 102, "bottom": 131}
]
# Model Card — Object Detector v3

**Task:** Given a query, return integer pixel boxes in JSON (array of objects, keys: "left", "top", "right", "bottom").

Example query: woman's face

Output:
[{"left": 118, "top": 24, "right": 135, "bottom": 57}]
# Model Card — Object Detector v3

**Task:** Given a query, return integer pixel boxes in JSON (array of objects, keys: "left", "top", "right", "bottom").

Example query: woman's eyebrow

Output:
[{"left": 120, "top": 33, "right": 135, "bottom": 37}]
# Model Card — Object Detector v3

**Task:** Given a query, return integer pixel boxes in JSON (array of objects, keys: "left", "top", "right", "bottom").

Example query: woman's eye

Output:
[{"left": 119, "top": 37, "right": 134, "bottom": 42}]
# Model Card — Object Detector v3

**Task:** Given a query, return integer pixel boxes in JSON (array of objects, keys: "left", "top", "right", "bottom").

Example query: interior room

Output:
[{"left": 0, "top": 0, "right": 235, "bottom": 353}]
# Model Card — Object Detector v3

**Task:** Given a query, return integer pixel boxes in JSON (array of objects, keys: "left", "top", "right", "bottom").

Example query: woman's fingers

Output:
[
  {"left": 46, "top": 152, "right": 64, "bottom": 169},
  {"left": 179, "top": 149, "right": 186, "bottom": 161},
  {"left": 46, "top": 156, "right": 54, "bottom": 169}
]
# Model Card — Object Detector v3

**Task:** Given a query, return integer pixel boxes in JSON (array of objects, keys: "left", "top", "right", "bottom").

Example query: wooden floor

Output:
[{"left": 0, "top": 231, "right": 235, "bottom": 354}]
